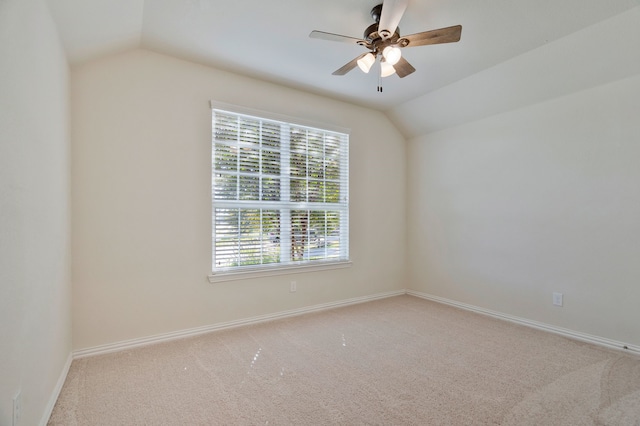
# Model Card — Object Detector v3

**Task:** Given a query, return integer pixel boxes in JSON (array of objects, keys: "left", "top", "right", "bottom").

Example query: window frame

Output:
[{"left": 208, "top": 101, "right": 351, "bottom": 283}]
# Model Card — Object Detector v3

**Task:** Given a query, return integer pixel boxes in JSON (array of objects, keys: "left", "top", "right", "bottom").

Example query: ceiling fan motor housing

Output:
[
  {"left": 371, "top": 4, "right": 383, "bottom": 23},
  {"left": 362, "top": 4, "right": 407, "bottom": 54},
  {"left": 362, "top": 23, "right": 402, "bottom": 53}
]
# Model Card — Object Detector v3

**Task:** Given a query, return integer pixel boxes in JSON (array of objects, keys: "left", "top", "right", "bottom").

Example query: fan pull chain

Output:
[{"left": 377, "top": 73, "right": 383, "bottom": 93}]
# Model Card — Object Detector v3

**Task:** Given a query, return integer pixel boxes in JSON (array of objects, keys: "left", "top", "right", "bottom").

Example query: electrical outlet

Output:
[
  {"left": 553, "top": 292, "right": 563, "bottom": 307},
  {"left": 290, "top": 281, "right": 297, "bottom": 293},
  {"left": 13, "top": 390, "right": 21, "bottom": 426}
]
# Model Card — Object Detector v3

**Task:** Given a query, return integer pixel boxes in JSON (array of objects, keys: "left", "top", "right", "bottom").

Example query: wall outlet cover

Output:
[
  {"left": 13, "top": 390, "right": 21, "bottom": 426},
  {"left": 553, "top": 292, "right": 564, "bottom": 307}
]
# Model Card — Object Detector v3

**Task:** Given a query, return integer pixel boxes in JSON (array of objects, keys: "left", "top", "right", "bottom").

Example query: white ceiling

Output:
[{"left": 48, "top": 0, "right": 639, "bottom": 117}]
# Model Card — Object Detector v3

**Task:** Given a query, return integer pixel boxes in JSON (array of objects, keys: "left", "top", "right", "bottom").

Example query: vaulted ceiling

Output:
[{"left": 48, "top": 0, "right": 640, "bottom": 136}]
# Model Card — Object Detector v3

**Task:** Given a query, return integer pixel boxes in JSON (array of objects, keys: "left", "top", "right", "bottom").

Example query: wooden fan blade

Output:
[
  {"left": 378, "top": 0, "right": 408, "bottom": 40},
  {"left": 309, "top": 30, "right": 367, "bottom": 46},
  {"left": 332, "top": 53, "right": 369, "bottom": 76},
  {"left": 393, "top": 56, "right": 416, "bottom": 78},
  {"left": 400, "top": 25, "right": 462, "bottom": 47}
]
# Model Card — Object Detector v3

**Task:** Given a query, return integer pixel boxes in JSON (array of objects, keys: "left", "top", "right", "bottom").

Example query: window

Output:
[{"left": 210, "top": 105, "right": 349, "bottom": 278}]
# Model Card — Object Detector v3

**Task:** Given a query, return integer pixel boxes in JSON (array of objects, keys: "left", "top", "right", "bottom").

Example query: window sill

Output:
[{"left": 208, "top": 260, "right": 352, "bottom": 283}]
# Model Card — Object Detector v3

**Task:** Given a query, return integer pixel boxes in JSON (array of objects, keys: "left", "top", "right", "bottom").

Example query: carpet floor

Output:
[{"left": 49, "top": 295, "right": 640, "bottom": 425}]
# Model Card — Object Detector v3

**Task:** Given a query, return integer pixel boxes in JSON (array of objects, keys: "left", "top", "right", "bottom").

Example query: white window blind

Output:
[{"left": 211, "top": 107, "right": 349, "bottom": 274}]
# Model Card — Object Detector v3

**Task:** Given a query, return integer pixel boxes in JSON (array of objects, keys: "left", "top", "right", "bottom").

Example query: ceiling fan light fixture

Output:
[
  {"left": 311, "top": 0, "right": 462, "bottom": 81},
  {"left": 380, "top": 60, "right": 396, "bottom": 77},
  {"left": 382, "top": 46, "right": 402, "bottom": 65},
  {"left": 357, "top": 53, "right": 376, "bottom": 73}
]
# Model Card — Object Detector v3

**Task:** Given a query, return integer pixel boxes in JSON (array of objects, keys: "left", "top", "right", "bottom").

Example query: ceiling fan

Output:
[{"left": 310, "top": 0, "right": 461, "bottom": 83}]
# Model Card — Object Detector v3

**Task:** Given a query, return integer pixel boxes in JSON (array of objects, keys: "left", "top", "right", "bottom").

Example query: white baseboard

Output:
[
  {"left": 406, "top": 290, "right": 640, "bottom": 355},
  {"left": 73, "top": 288, "right": 640, "bottom": 360},
  {"left": 73, "top": 290, "right": 406, "bottom": 359},
  {"left": 40, "top": 352, "right": 73, "bottom": 426}
]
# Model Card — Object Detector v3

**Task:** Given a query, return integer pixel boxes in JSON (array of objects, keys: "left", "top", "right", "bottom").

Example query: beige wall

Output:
[
  {"left": 71, "top": 49, "right": 407, "bottom": 350},
  {"left": 407, "top": 71, "right": 640, "bottom": 347},
  {"left": 0, "top": 0, "right": 72, "bottom": 424}
]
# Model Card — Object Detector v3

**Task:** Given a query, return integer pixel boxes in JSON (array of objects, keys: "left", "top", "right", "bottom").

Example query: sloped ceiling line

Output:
[{"left": 48, "top": 0, "right": 640, "bottom": 137}]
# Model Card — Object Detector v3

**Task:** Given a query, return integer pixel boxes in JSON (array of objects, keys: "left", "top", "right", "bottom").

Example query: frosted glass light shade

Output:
[
  {"left": 382, "top": 46, "right": 401, "bottom": 65},
  {"left": 380, "top": 60, "right": 396, "bottom": 77},
  {"left": 357, "top": 53, "right": 376, "bottom": 73}
]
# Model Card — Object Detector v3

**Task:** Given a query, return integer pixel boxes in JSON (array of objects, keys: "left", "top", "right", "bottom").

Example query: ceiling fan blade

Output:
[
  {"left": 309, "top": 30, "right": 367, "bottom": 46},
  {"left": 378, "top": 0, "right": 409, "bottom": 40},
  {"left": 332, "top": 53, "right": 369, "bottom": 76},
  {"left": 393, "top": 56, "right": 416, "bottom": 78},
  {"left": 400, "top": 25, "right": 462, "bottom": 47}
]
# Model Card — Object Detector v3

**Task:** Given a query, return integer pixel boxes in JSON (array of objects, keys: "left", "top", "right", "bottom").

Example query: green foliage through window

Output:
[{"left": 212, "top": 108, "right": 349, "bottom": 272}]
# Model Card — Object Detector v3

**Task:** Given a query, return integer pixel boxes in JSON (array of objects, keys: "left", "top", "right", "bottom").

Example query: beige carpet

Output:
[{"left": 49, "top": 295, "right": 640, "bottom": 425}]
